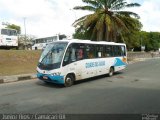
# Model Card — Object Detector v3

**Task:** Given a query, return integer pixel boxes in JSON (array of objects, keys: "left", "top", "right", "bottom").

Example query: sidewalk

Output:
[{"left": 0, "top": 73, "right": 37, "bottom": 84}]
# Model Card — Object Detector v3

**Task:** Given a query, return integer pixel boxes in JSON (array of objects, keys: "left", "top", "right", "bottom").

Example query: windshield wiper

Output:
[{"left": 41, "top": 51, "right": 52, "bottom": 64}]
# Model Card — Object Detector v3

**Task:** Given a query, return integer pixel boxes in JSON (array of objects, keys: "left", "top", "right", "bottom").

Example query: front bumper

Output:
[{"left": 37, "top": 73, "right": 64, "bottom": 84}]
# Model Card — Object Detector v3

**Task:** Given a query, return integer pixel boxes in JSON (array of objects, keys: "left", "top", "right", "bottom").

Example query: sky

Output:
[{"left": 0, "top": 0, "right": 160, "bottom": 38}]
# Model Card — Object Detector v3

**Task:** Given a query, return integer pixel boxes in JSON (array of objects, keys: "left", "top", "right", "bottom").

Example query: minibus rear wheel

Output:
[
  {"left": 108, "top": 67, "right": 114, "bottom": 77},
  {"left": 64, "top": 75, "right": 74, "bottom": 87}
]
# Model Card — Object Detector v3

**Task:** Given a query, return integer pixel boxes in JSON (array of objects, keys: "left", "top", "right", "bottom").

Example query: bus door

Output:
[{"left": 62, "top": 43, "right": 85, "bottom": 80}]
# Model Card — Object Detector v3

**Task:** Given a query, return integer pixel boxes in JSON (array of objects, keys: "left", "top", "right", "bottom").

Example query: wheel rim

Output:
[
  {"left": 109, "top": 68, "right": 113, "bottom": 76},
  {"left": 66, "top": 78, "right": 71, "bottom": 84},
  {"left": 65, "top": 77, "right": 73, "bottom": 87}
]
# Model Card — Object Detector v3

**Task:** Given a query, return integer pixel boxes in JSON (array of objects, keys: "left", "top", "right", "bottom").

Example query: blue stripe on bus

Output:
[
  {"left": 114, "top": 58, "right": 126, "bottom": 66},
  {"left": 37, "top": 73, "right": 64, "bottom": 84}
]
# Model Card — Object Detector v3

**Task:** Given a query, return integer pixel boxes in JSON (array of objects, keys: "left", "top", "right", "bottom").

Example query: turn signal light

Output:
[{"left": 122, "top": 58, "right": 127, "bottom": 63}]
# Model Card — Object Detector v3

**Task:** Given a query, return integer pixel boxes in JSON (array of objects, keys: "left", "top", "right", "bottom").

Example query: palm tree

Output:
[{"left": 73, "top": 0, "right": 141, "bottom": 42}]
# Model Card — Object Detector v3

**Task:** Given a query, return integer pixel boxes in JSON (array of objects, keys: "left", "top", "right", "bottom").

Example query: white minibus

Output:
[{"left": 37, "top": 39, "right": 127, "bottom": 87}]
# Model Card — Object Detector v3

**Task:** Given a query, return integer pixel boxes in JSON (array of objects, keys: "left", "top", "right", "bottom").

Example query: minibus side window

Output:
[
  {"left": 85, "top": 44, "right": 96, "bottom": 59},
  {"left": 62, "top": 43, "right": 85, "bottom": 66},
  {"left": 105, "top": 45, "right": 112, "bottom": 57},
  {"left": 121, "top": 46, "right": 126, "bottom": 56}
]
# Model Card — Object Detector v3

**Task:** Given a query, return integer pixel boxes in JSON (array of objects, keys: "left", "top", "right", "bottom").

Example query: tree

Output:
[
  {"left": 18, "top": 35, "right": 36, "bottom": 50},
  {"left": 132, "top": 31, "right": 160, "bottom": 51},
  {"left": 6, "top": 24, "right": 21, "bottom": 34},
  {"left": 120, "top": 18, "right": 142, "bottom": 50},
  {"left": 73, "top": 0, "right": 141, "bottom": 42},
  {"left": 146, "top": 32, "right": 160, "bottom": 51}
]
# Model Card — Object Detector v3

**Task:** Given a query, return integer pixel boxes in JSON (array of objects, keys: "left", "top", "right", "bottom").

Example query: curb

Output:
[{"left": 0, "top": 74, "right": 37, "bottom": 84}]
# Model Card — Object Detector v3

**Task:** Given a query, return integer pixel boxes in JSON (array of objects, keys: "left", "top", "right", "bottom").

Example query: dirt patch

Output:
[{"left": 0, "top": 50, "right": 41, "bottom": 76}]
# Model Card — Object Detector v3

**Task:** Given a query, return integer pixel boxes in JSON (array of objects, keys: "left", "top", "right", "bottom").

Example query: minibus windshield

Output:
[{"left": 38, "top": 42, "right": 68, "bottom": 70}]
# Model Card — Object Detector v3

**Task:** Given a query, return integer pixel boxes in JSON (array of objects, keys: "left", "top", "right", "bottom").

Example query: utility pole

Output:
[{"left": 23, "top": 17, "right": 27, "bottom": 49}]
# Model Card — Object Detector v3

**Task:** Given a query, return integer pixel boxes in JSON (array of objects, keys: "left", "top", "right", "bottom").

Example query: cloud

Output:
[
  {"left": 126, "top": 0, "right": 160, "bottom": 32},
  {"left": 0, "top": 0, "right": 91, "bottom": 37},
  {"left": 139, "top": 0, "right": 160, "bottom": 32}
]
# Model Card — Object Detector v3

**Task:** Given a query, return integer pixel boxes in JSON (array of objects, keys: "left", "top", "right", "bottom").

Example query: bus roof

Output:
[
  {"left": 34, "top": 36, "right": 58, "bottom": 40},
  {"left": 0, "top": 27, "right": 17, "bottom": 31},
  {"left": 56, "top": 39, "right": 126, "bottom": 46},
  {"left": 34, "top": 34, "right": 67, "bottom": 40}
]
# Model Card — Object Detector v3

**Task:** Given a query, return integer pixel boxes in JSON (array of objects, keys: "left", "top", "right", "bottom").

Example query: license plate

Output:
[{"left": 43, "top": 76, "right": 48, "bottom": 80}]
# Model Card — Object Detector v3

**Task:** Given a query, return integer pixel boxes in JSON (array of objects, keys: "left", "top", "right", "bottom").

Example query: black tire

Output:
[
  {"left": 108, "top": 67, "right": 114, "bottom": 77},
  {"left": 64, "top": 75, "right": 74, "bottom": 87}
]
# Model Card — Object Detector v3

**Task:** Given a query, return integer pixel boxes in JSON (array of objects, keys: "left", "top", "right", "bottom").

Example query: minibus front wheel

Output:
[{"left": 64, "top": 74, "right": 75, "bottom": 87}]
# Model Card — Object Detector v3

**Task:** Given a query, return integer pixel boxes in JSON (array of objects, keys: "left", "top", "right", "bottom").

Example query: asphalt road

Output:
[{"left": 0, "top": 58, "right": 160, "bottom": 114}]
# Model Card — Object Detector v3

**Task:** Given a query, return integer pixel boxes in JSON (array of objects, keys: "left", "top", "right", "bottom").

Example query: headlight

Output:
[
  {"left": 52, "top": 73, "right": 57, "bottom": 76},
  {"left": 52, "top": 72, "right": 61, "bottom": 76}
]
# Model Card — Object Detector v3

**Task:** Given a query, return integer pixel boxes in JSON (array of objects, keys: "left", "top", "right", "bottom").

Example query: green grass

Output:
[{"left": 0, "top": 50, "right": 41, "bottom": 76}]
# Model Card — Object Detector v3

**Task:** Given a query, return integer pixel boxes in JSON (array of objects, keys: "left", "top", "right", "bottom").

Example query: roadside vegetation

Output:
[{"left": 0, "top": 50, "right": 41, "bottom": 76}]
